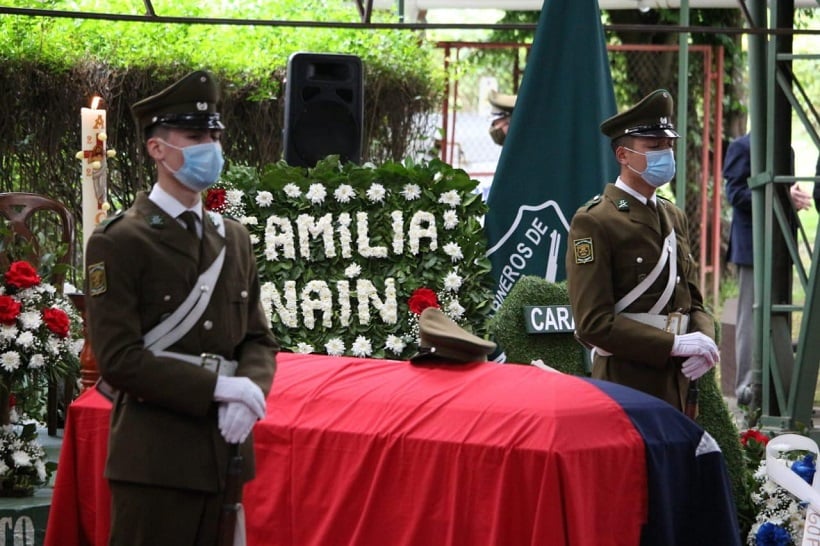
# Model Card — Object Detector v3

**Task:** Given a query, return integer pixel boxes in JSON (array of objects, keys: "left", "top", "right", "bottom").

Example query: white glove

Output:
[
  {"left": 218, "top": 402, "right": 258, "bottom": 444},
  {"left": 214, "top": 376, "right": 266, "bottom": 420},
  {"left": 670, "top": 332, "right": 719, "bottom": 365},
  {"left": 681, "top": 355, "right": 714, "bottom": 380}
]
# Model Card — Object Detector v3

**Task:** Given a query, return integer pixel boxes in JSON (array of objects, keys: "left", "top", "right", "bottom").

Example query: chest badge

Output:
[{"left": 573, "top": 238, "right": 594, "bottom": 264}]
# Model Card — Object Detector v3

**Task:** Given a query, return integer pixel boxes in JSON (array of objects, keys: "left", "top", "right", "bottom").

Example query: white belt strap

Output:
[
  {"left": 144, "top": 213, "right": 226, "bottom": 352},
  {"left": 614, "top": 229, "right": 677, "bottom": 314}
]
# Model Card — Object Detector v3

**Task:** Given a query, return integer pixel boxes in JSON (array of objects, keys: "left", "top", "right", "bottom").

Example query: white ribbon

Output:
[{"left": 765, "top": 434, "right": 820, "bottom": 545}]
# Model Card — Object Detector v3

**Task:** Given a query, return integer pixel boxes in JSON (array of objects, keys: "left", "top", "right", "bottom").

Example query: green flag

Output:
[{"left": 484, "top": 0, "right": 619, "bottom": 313}]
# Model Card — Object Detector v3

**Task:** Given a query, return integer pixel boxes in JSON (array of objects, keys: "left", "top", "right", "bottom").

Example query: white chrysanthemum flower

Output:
[
  {"left": 249, "top": 234, "right": 260, "bottom": 245},
  {"left": 325, "top": 338, "right": 345, "bottom": 356},
  {"left": 35, "top": 460, "right": 46, "bottom": 481},
  {"left": 255, "top": 191, "right": 274, "bottom": 207},
  {"left": 433, "top": 171, "right": 444, "bottom": 182},
  {"left": 239, "top": 216, "right": 258, "bottom": 226},
  {"left": 443, "top": 242, "right": 464, "bottom": 262},
  {"left": 11, "top": 450, "right": 31, "bottom": 467},
  {"left": 29, "top": 354, "right": 46, "bottom": 369},
  {"left": 306, "top": 183, "right": 327, "bottom": 204},
  {"left": 443, "top": 271, "right": 463, "bottom": 292},
  {"left": 351, "top": 336, "right": 373, "bottom": 357},
  {"left": 0, "top": 325, "right": 18, "bottom": 341},
  {"left": 295, "top": 343, "right": 315, "bottom": 354},
  {"left": 47, "top": 338, "right": 60, "bottom": 355},
  {"left": 226, "top": 189, "right": 244, "bottom": 206},
  {"left": 18, "top": 311, "right": 42, "bottom": 330},
  {"left": 446, "top": 300, "right": 465, "bottom": 319},
  {"left": 366, "top": 183, "right": 387, "bottom": 203},
  {"left": 345, "top": 264, "right": 361, "bottom": 278},
  {"left": 0, "top": 461, "right": 8, "bottom": 475},
  {"left": 1, "top": 352, "right": 21, "bottom": 373},
  {"left": 385, "top": 335, "right": 406, "bottom": 355},
  {"left": 15, "top": 331, "right": 35, "bottom": 350},
  {"left": 442, "top": 210, "right": 459, "bottom": 230},
  {"left": 401, "top": 183, "right": 421, "bottom": 201},
  {"left": 438, "top": 190, "right": 461, "bottom": 208},
  {"left": 334, "top": 184, "right": 356, "bottom": 203},
  {"left": 283, "top": 183, "right": 302, "bottom": 198}
]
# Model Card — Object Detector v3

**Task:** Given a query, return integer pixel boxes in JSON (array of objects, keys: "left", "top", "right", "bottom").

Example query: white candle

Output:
[{"left": 80, "top": 96, "right": 108, "bottom": 257}]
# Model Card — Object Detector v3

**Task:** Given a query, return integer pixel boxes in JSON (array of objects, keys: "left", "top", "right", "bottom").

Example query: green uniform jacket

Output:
[
  {"left": 565, "top": 184, "right": 715, "bottom": 409},
  {"left": 85, "top": 192, "right": 278, "bottom": 492}
]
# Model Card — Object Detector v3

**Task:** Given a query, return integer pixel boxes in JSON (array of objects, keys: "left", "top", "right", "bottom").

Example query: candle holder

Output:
[{"left": 66, "top": 292, "right": 100, "bottom": 391}]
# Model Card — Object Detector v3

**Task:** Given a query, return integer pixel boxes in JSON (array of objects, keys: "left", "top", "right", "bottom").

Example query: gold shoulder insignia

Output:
[
  {"left": 88, "top": 262, "right": 107, "bottom": 296},
  {"left": 573, "top": 237, "right": 594, "bottom": 264}
]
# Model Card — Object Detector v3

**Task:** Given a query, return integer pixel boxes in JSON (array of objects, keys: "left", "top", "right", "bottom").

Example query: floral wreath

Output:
[{"left": 206, "top": 157, "right": 495, "bottom": 359}]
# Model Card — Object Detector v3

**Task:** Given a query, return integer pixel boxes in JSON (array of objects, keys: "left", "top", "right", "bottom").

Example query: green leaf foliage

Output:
[{"left": 488, "top": 276, "right": 586, "bottom": 375}]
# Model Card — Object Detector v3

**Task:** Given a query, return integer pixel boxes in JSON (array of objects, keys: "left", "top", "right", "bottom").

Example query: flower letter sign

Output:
[{"left": 208, "top": 158, "right": 495, "bottom": 359}]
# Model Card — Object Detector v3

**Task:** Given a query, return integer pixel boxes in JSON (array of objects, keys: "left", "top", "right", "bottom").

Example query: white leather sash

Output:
[{"left": 143, "top": 212, "right": 226, "bottom": 353}]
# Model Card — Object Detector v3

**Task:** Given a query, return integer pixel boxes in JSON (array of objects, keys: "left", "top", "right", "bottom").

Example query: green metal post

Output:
[{"left": 675, "top": 0, "right": 689, "bottom": 206}]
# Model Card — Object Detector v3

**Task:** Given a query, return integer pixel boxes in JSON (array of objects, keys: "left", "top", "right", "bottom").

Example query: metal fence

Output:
[{"left": 436, "top": 41, "right": 725, "bottom": 304}]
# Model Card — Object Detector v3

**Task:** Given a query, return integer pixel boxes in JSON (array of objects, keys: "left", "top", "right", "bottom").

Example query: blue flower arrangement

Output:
[{"left": 748, "top": 452, "right": 817, "bottom": 546}]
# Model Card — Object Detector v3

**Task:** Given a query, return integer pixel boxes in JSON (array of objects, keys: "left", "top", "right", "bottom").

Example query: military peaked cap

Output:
[
  {"left": 409, "top": 307, "right": 497, "bottom": 364},
  {"left": 131, "top": 70, "right": 225, "bottom": 136},
  {"left": 488, "top": 90, "right": 517, "bottom": 115},
  {"left": 600, "top": 89, "right": 680, "bottom": 140}
]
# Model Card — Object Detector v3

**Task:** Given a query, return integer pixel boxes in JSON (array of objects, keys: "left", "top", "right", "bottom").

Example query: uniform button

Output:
[
  {"left": 638, "top": 274, "right": 646, "bottom": 281},
  {"left": 203, "top": 320, "right": 213, "bottom": 330},
  {"left": 240, "top": 290, "right": 248, "bottom": 298},
  {"left": 677, "top": 275, "right": 681, "bottom": 283},
  {"left": 163, "top": 295, "right": 171, "bottom": 302},
  {"left": 636, "top": 257, "right": 643, "bottom": 264},
  {"left": 200, "top": 285, "right": 209, "bottom": 292}
]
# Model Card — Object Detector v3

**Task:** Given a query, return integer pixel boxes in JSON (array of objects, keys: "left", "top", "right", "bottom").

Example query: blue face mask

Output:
[
  {"left": 624, "top": 147, "right": 676, "bottom": 187},
  {"left": 160, "top": 140, "right": 225, "bottom": 192}
]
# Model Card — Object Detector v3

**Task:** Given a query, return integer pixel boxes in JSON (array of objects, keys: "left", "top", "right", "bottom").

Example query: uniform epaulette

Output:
[
  {"left": 96, "top": 211, "right": 124, "bottom": 232},
  {"left": 584, "top": 194, "right": 602, "bottom": 211}
]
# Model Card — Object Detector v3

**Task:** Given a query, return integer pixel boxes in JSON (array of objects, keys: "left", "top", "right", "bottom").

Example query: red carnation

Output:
[
  {"left": 740, "top": 429, "right": 769, "bottom": 447},
  {"left": 4, "top": 261, "right": 41, "bottom": 290},
  {"left": 408, "top": 287, "right": 439, "bottom": 315},
  {"left": 205, "top": 188, "right": 227, "bottom": 212},
  {"left": 42, "top": 307, "right": 70, "bottom": 338},
  {"left": 0, "top": 295, "right": 21, "bottom": 325}
]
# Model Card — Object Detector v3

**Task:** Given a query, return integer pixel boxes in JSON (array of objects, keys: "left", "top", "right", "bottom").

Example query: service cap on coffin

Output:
[
  {"left": 600, "top": 89, "right": 680, "bottom": 140},
  {"left": 409, "top": 307, "right": 497, "bottom": 364},
  {"left": 131, "top": 70, "right": 225, "bottom": 137}
]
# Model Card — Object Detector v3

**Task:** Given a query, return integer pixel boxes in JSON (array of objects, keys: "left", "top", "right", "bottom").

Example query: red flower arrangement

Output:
[
  {"left": 408, "top": 287, "right": 439, "bottom": 315},
  {"left": 0, "top": 260, "right": 80, "bottom": 383}
]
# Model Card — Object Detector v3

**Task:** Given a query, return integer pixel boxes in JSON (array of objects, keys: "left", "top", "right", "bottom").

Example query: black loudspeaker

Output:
[{"left": 283, "top": 52, "right": 363, "bottom": 168}]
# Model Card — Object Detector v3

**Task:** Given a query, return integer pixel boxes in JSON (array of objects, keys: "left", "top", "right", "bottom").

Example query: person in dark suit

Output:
[
  {"left": 85, "top": 70, "right": 278, "bottom": 546},
  {"left": 723, "top": 133, "right": 811, "bottom": 405},
  {"left": 566, "top": 89, "right": 718, "bottom": 411}
]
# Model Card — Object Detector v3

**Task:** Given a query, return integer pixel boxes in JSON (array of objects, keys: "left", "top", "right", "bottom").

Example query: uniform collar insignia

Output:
[
  {"left": 148, "top": 214, "right": 165, "bottom": 227},
  {"left": 617, "top": 199, "right": 630, "bottom": 211}
]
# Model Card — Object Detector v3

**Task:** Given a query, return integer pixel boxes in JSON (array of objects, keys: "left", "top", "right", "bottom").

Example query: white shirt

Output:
[
  {"left": 149, "top": 184, "right": 202, "bottom": 237},
  {"left": 615, "top": 177, "right": 657, "bottom": 208}
]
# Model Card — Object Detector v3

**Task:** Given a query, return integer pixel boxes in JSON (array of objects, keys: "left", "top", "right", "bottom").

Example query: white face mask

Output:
[
  {"left": 159, "top": 139, "right": 225, "bottom": 192},
  {"left": 624, "top": 147, "right": 676, "bottom": 187}
]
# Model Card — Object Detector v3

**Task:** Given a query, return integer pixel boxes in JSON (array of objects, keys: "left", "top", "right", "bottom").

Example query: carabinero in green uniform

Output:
[
  {"left": 566, "top": 89, "right": 718, "bottom": 411},
  {"left": 85, "top": 70, "right": 278, "bottom": 546}
]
